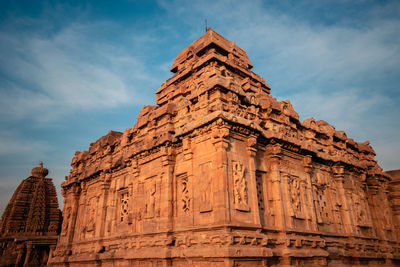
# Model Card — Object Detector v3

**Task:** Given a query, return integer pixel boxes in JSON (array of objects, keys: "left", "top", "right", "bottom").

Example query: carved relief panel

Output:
[
  {"left": 381, "top": 186, "right": 393, "bottom": 231},
  {"left": 255, "top": 171, "right": 270, "bottom": 226},
  {"left": 177, "top": 173, "right": 191, "bottom": 214},
  {"left": 312, "top": 172, "right": 330, "bottom": 224},
  {"left": 233, "top": 161, "right": 249, "bottom": 211},
  {"left": 199, "top": 162, "right": 213, "bottom": 212},
  {"left": 326, "top": 177, "right": 343, "bottom": 231},
  {"left": 144, "top": 179, "right": 158, "bottom": 219},
  {"left": 119, "top": 190, "right": 129, "bottom": 223},
  {"left": 255, "top": 172, "right": 265, "bottom": 215},
  {"left": 85, "top": 195, "right": 99, "bottom": 235},
  {"left": 286, "top": 175, "right": 305, "bottom": 219},
  {"left": 348, "top": 178, "right": 372, "bottom": 229},
  {"left": 61, "top": 207, "right": 71, "bottom": 236},
  {"left": 353, "top": 191, "right": 370, "bottom": 228}
]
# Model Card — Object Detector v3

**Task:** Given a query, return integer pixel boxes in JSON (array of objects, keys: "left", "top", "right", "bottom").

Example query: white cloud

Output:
[
  {"left": 0, "top": 21, "right": 154, "bottom": 124},
  {"left": 0, "top": 130, "right": 51, "bottom": 156}
]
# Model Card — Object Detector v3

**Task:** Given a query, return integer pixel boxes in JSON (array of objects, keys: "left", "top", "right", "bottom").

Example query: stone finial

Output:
[{"left": 31, "top": 161, "right": 49, "bottom": 178}]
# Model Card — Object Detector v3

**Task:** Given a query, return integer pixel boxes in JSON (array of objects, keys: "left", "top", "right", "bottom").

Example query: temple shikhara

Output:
[
  {"left": 2, "top": 28, "right": 399, "bottom": 266},
  {"left": 0, "top": 162, "right": 61, "bottom": 266}
]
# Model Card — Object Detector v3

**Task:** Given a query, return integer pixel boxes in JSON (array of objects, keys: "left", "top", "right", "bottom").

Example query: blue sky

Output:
[{"left": 0, "top": 0, "right": 399, "bottom": 213}]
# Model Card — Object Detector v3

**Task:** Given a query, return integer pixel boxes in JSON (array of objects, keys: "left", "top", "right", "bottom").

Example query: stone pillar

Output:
[
  {"left": 367, "top": 175, "right": 385, "bottom": 239},
  {"left": 303, "top": 155, "right": 317, "bottom": 231},
  {"left": 281, "top": 172, "right": 294, "bottom": 229},
  {"left": 332, "top": 165, "right": 353, "bottom": 234},
  {"left": 211, "top": 119, "right": 230, "bottom": 224},
  {"left": 23, "top": 243, "right": 33, "bottom": 267},
  {"left": 247, "top": 135, "right": 261, "bottom": 227},
  {"left": 66, "top": 183, "right": 81, "bottom": 251},
  {"left": 131, "top": 159, "right": 140, "bottom": 232},
  {"left": 98, "top": 172, "right": 111, "bottom": 250},
  {"left": 77, "top": 182, "right": 88, "bottom": 240},
  {"left": 381, "top": 181, "right": 394, "bottom": 240},
  {"left": 161, "top": 145, "right": 175, "bottom": 231},
  {"left": 266, "top": 142, "right": 285, "bottom": 230}
]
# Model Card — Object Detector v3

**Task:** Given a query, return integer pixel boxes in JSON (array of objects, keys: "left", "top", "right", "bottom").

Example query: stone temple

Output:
[
  {"left": 0, "top": 162, "right": 61, "bottom": 266},
  {"left": 47, "top": 28, "right": 400, "bottom": 266}
]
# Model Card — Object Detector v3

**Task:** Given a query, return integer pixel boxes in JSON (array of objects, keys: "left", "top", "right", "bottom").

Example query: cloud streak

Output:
[{"left": 0, "top": 20, "right": 155, "bottom": 124}]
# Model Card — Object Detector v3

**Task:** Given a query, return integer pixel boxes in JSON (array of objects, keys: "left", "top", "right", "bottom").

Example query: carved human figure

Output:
[
  {"left": 200, "top": 162, "right": 212, "bottom": 212},
  {"left": 352, "top": 190, "right": 370, "bottom": 228},
  {"left": 329, "top": 181, "right": 343, "bottom": 231},
  {"left": 233, "top": 161, "right": 249, "bottom": 211},
  {"left": 61, "top": 207, "right": 71, "bottom": 236},
  {"left": 146, "top": 181, "right": 156, "bottom": 218},
  {"left": 86, "top": 197, "right": 97, "bottom": 232},
  {"left": 291, "top": 178, "right": 301, "bottom": 216},
  {"left": 311, "top": 173, "right": 329, "bottom": 224},
  {"left": 200, "top": 178, "right": 211, "bottom": 210}
]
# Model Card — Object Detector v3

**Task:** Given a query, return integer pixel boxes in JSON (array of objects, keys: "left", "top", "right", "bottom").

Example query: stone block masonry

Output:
[{"left": 50, "top": 28, "right": 400, "bottom": 267}]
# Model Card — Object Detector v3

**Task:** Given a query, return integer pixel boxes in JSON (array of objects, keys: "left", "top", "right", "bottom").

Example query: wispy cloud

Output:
[
  {"left": 0, "top": 19, "right": 155, "bottom": 124},
  {"left": 0, "top": 129, "right": 51, "bottom": 156}
]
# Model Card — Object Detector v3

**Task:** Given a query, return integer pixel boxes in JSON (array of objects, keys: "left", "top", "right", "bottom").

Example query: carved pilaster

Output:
[
  {"left": 303, "top": 155, "right": 317, "bottom": 231},
  {"left": 211, "top": 118, "right": 230, "bottom": 224},
  {"left": 367, "top": 174, "right": 393, "bottom": 240},
  {"left": 266, "top": 142, "right": 285, "bottom": 230},
  {"left": 247, "top": 135, "right": 261, "bottom": 226},
  {"left": 332, "top": 165, "right": 353, "bottom": 234},
  {"left": 161, "top": 145, "right": 175, "bottom": 231},
  {"left": 66, "top": 183, "right": 81, "bottom": 249},
  {"left": 281, "top": 173, "right": 294, "bottom": 228},
  {"left": 98, "top": 173, "right": 111, "bottom": 238}
]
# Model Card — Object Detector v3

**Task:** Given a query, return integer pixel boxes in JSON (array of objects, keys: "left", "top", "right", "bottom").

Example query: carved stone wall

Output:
[{"left": 50, "top": 29, "right": 399, "bottom": 266}]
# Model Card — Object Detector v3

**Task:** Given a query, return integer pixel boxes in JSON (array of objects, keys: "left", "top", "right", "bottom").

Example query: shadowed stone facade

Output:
[
  {"left": 49, "top": 29, "right": 400, "bottom": 266},
  {"left": 0, "top": 162, "right": 61, "bottom": 266}
]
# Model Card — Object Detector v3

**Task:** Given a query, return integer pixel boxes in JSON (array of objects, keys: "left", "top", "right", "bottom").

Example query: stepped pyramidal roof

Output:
[{"left": 66, "top": 28, "right": 382, "bottom": 179}]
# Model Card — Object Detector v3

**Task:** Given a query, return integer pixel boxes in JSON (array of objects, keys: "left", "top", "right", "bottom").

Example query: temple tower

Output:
[
  {"left": 50, "top": 29, "right": 399, "bottom": 266},
  {"left": 0, "top": 162, "right": 61, "bottom": 266}
]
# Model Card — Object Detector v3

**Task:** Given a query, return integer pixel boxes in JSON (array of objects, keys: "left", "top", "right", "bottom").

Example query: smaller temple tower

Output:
[{"left": 0, "top": 162, "right": 61, "bottom": 266}]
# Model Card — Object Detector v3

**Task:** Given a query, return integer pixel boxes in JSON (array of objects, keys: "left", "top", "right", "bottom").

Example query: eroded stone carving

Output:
[
  {"left": 48, "top": 28, "right": 399, "bottom": 267},
  {"left": 199, "top": 162, "right": 213, "bottom": 212},
  {"left": 61, "top": 207, "right": 71, "bottom": 236},
  {"left": 233, "top": 161, "right": 249, "bottom": 211},
  {"left": 86, "top": 196, "right": 98, "bottom": 232},
  {"left": 145, "top": 180, "right": 157, "bottom": 218},
  {"left": 288, "top": 175, "right": 305, "bottom": 219},
  {"left": 120, "top": 191, "right": 129, "bottom": 222},
  {"left": 312, "top": 173, "right": 329, "bottom": 224},
  {"left": 180, "top": 175, "right": 191, "bottom": 212}
]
